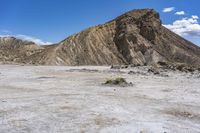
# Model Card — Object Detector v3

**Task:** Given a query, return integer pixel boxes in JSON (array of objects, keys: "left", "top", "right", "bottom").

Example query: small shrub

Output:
[
  {"left": 104, "top": 77, "right": 132, "bottom": 87},
  {"left": 105, "top": 77, "right": 126, "bottom": 85}
]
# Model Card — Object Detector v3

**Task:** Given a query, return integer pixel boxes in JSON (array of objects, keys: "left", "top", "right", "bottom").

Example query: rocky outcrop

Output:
[
  {"left": 0, "top": 9, "right": 200, "bottom": 66},
  {"left": 0, "top": 37, "right": 43, "bottom": 64}
]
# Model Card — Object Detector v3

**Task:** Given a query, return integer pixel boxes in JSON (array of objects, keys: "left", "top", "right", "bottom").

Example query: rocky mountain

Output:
[
  {"left": 0, "top": 37, "right": 44, "bottom": 64},
  {"left": 1, "top": 9, "right": 200, "bottom": 66}
]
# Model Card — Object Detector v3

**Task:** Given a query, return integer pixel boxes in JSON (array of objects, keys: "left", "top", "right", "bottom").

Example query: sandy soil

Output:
[{"left": 0, "top": 65, "right": 200, "bottom": 133}]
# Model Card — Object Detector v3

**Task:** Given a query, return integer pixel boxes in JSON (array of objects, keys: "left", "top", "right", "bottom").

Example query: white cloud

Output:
[
  {"left": 175, "top": 11, "right": 185, "bottom": 15},
  {"left": 192, "top": 15, "right": 199, "bottom": 19},
  {"left": 163, "top": 7, "right": 175, "bottom": 13},
  {"left": 0, "top": 34, "right": 52, "bottom": 45},
  {"left": 1, "top": 30, "right": 12, "bottom": 34},
  {"left": 16, "top": 34, "right": 52, "bottom": 45},
  {"left": 163, "top": 15, "right": 200, "bottom": 37},
  {"left": 0, "top": 35, "right": 10, "bottom": 37}
]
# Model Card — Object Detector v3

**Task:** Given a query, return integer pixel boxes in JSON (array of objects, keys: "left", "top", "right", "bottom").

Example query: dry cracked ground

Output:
[{"left": 0, "top": 65, "right": 200, "bottom": 133}]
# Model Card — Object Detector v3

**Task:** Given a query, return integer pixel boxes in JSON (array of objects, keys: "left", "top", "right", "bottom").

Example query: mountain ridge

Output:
[{"left": 0, "top": 9, "right": 200, "bottom": 66}]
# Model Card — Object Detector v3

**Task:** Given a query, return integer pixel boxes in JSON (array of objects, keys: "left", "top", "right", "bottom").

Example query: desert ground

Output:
[{"left": 0, "top": 65, "right": 200, "bottom": 133}]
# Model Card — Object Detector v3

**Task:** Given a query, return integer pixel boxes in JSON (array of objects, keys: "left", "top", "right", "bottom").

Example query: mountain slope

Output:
[
  {"left": 1, "top": 9, "right": 200, "bottom": 66},
  {"left": 0, "top": 37, "right": 44, "bottom": 64}
]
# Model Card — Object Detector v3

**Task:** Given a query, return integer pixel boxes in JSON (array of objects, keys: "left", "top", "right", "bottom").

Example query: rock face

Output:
[
  {"left": 1, "top": 9, "right": 200, "bottom": 66},
  {"left": 0, "top": 37, "right": 43, "bottom": 64}
]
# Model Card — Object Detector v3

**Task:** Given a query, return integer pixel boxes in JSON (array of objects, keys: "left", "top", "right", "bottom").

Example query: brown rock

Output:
[{"left": 0, "top": 9, "right": 200, "bottom": 67}]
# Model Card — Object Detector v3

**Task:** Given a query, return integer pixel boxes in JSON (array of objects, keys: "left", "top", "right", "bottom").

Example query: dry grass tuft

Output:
[{"left": 104, "top": 77, "right": 132, "bottom": 87}]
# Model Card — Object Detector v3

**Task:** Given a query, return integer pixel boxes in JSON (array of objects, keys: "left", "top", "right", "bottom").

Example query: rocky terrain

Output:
[
  {"left": 0, "top": 37, "right": 43, "bottom": 64},
  {"left": 0, "top": 65, "right": 200, "bottom": 133},
  {"left": 0, "top": 9, "right": 200, "bottom": 67},
  {"left": 1, "top": 9, "right": 200, "bottom": 133}
]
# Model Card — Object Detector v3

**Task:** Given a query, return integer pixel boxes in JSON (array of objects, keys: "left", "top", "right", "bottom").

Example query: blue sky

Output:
[{"left": 0, "top": 0, "right": 200, "bottom": 46}]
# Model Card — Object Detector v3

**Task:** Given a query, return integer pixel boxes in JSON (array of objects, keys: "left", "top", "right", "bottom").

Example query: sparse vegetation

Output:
[
  {"left": 105, "top": 77, "right": 126, "bottom": 85},
  {"left": 104, "top": 77, "right": 132, "bottom": 86}
]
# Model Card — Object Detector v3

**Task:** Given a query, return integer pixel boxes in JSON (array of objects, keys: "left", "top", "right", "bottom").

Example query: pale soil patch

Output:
[{"left": 0, "top": 65, "right": 200, "bottom": 133}]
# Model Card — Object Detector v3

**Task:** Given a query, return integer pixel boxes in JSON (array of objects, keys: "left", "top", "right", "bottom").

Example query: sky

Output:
[{"left": 0, "top": 0, "right": 200, "bottom": 46}]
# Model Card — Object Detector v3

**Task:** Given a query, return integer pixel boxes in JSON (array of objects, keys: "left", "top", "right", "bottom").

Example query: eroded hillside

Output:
[{"left": 1, "top": 9, "right": 200, "bottom": 66}]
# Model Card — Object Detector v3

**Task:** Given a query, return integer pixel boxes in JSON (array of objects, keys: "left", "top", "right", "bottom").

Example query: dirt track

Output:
[{"left": 0, "top": 65, "right": 200, "bottom": 133}]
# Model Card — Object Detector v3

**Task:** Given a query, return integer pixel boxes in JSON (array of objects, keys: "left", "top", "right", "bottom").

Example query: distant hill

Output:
[{"left": 1, "top": 9, "right": 200, "bottom": 66}]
